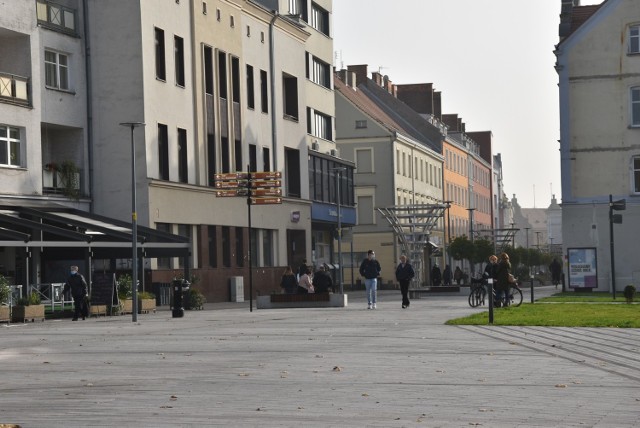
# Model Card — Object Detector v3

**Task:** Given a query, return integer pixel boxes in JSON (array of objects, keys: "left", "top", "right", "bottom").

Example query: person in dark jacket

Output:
[
  {"left": 483, "top": 255, "right": 498, "bottom": 284},
  {"left": 442, "top": 265, "right": 452, "bottom": 286},
  {"left": 313, "top": 265, "right": 333, "bottom": 293},
  {"left": 359, "top": 250, "right": 381, "bottom": 309},
  {"left": 495, "top": 253, "right": 512, "bottom": 307},
  {"left": 63, "top": 265, "right": 88, "bottom": 321},
  {"left": 549, "top": 258, "right": 562, "bottom": 287},
  {"left": 431, "top": 264, "right": 442, "bottom": 287},
  {"left": 280, "top": 266, "right": 298, "bottom": 294},
  {"left": 395, "top": 255, "right": 415, "bottom": 309},
  {"left": 453, "top": 266, "right": 463, "bottom": 285}
]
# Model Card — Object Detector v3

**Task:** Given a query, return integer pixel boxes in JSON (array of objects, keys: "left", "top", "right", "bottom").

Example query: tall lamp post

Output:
[
  {"left": 330, "top": 167, "right": 346, "bottom": 294},
  {"left": 120, "top": 121, "right": 145, "bottom": 323},
  {"left": 444, "top": 201, "right": 453, "bottom": 271},
  {"left": 467, "top": 207, "right": 476, "bottom": 276}
]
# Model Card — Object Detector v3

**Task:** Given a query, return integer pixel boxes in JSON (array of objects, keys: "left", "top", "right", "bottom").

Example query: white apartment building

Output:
[{"left": 556, "top": 0, "right": 640, "bottom": 292}]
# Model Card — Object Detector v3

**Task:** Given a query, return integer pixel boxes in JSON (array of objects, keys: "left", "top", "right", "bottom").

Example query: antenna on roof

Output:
[
  {"left": 378, "top": 66, "right": 389, "bottom": 74},
  {"left": 334, "top": 50, "right": 343, "bottom": 69}
]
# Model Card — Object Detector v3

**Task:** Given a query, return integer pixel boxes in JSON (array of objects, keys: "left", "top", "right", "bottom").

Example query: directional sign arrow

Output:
[
  {"left": 251, "top": 188, "right": 282, "bottom": 197},
  {"left": 251, "top": 197, "right": 282, "bottom": 205}
]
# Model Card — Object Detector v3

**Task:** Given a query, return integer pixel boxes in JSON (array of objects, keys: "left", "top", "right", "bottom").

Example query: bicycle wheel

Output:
[
  {"left": 468, "top": 287, "right": 486, "bottom": 307},
  {"left": 508, "top": 286, "right": 523, "bottom": 307}
]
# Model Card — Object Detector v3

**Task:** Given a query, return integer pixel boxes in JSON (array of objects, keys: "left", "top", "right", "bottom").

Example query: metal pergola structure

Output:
[
  {"left": 378, "top": 204, "right": 447, "bottom": 287},
  {"left": 476, "top": 228, "right": 519, "bottom": 254}
]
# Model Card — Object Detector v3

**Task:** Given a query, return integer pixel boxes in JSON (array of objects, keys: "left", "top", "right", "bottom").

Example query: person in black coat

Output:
[
  {"left": 431, "top": 264, "right": 442, "bottom": 287},
  {"left": 280, "top": 266, "right": 298, "bottom": 294},
  {"left": 395, "top": 255, "right": 415, "bottom": 309},
  {"left": 63, "top": 265, "right": 88, "bottom": 321},
  {"left": 313, "top": 265, "right": 333, "bottom": 293},
  {"left": 442, "top": 265, "right": 452, "bottom": 286},
  {"left": 359, "top": 250, "right": 381, "bottom": 309}
]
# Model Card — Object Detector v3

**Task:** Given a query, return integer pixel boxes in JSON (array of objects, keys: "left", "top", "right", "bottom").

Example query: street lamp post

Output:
[
  {"left": 444, "top": 201, "right": 453, "bottom": 271},
  {"left": 525, "top": 226, "right": 533, "bottom": 303},
  {"left": 120, "top": 121, "right": 145, "bottom": 323},
  {"left": 467, "top": 208, "right": 476, "bottom": 276},
  {"left": 331, "top": 167, "right": 346, "bottom": 294}
]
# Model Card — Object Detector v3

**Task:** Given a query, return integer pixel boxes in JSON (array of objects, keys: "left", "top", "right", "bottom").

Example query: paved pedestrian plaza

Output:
[{"left": 1, "top": 287, "right": 639, "bottom": 427}]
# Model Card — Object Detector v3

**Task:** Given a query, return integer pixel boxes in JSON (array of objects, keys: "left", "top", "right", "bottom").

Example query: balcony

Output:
[
  {"left": 42, "top": 164, "right": 81, "bottom": 198},
  {"left": 36, "top": 0, "right": 77, "bottom": 36},
  {"left": 0, "top": 73, "right": 30, "bottom": 106}
]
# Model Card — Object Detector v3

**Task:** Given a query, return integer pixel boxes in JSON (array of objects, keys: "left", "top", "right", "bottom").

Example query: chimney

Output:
[
  {"left": 442, "top": 114, "right": 459, "bottom": 132},
  {"left": 347, "top": 64, "right": 368, "bottom": 87},
  {"left": 433, "top": 92, "right": 442, "bottom": 119},
  {"left": 371, "top": 71, "right": 383, "bottom": 87},
  {"left": 382, "top": 75, "right": 394, "bottom": 95},
  {"left": 336, "top": 69, "right": 357, "bottom": 88},
  {"left": 559, "top": 0, "right": 580, "bottom": 39},
  {"left": 396, "top": 83, "right": 434, "bottom": 115}
]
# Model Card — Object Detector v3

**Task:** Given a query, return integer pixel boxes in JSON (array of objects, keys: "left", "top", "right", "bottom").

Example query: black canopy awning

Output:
[{"left": 0, "top": 204, "right": 190, "bottom": 259}]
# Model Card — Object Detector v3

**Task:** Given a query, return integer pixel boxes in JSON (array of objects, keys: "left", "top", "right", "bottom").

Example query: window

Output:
[
  {"left": 202, "top": 1, "right": 207, "bottom": 15},
  {"left": 36, "top": 0, "right": 76, "bottom": 33},
  {"left": 44, "top": 50, "right": 69, "bottom": 90},
  {"left": 156, "top": 223, "right": 172, "bottom": 268},
  {"left": 231, "top": 57, "right": 240, "bottom": 102},
  {"left": 260, "top": 70, "right": 268, "bottom": 113},
  {"left": 221, "top": 136, "right": 230, "bottom": 173},
  {"left": 177, "top": 224, "right": 192, "bottom": 268},
  {"left": 234, "top": 139, "right": 242, "bottom": 171},
  {"left": 246, "top": 64, "right": 255, "bottom": 109},
  {"left": 174, "top": 35, "right": 185, "bottom": 87},
  {"left": 221, "top": 226, "right": 231, "bottom": 267},
  {"left": 630, "top": 25, "right": 640, "bottom": 54},
  {"left": 633, "top": 156, "right": 640, "bottom": 193},
  {"left": 203, "top": 46, "right": 213, "bottom": 95},
  {"left": 235, "top": 227, "right": 244, "bottom": 267},
  {"left": 356, "top": 149, "right": 373, "bottom": 173},
  {"left": 262, "top": 229, "right": 274, "bottom": 267},
  {"left": 355, "top": 120, "right": 367, "bottom": 129},
  {"left": 208, "top": 226, "right": 217, "bottom": 267},
  {"left": 310, "top": 2, "right": 329, "bottom": 35},
  {"left": 632, "top": 87, "right": 640, "bottom": 126},
  {"left": 158, "top": 124, "right": 169, "bottom": 180},
  {"left": 218, "top": 51, "right": 227, "bottom": 99},
  {"left": 308, "top": 54, "right": 330, "bottom": 88},
  {"left": 263, "top": 147, "right": 270, "bottom": 171},
  {"left": 249, "top": 144, "right": 257, "bottom": 172},
  {"left": 289, "top": 0, "right": 308, "bottom": 20},
  {"left": 178, "top": 128, "right": 187, "bottom": 183},
  {"left": 308, "top": 108, "right": 332, "bottom": 140},
  {"left": 0, "top": 125, "right": 21, "bottom": 166},
  {"left": 282, "top": 73, "right": 298, "bottom": 120},
  {"left": 357, "top": 195, "right": 374, "bottom": 224},
  {"left": 155, "top": 28, "right": 166, "bottom": 80},
  {"left": 285, "top": 148, "right": 301, "bottom": 197}
]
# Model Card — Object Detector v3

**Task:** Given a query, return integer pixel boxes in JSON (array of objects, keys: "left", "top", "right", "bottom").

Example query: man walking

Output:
[
  {"left": 63, "top": 265, "right": 88, "bottom": 321},
  {"left": 359, "top": 250, "right": 381, "bottom": 309},
  {"left": 395, "top": 255, "right": 415, "bottom": 309}
]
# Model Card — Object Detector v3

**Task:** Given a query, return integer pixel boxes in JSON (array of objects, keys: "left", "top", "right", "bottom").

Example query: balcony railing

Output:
[
  {"left": 36, "top": 0, "right": 77, "bottom": 36},
  {"left": 0, "top": 73, "right": 30, "bottom": 106},
  {"left": 43, "top": 168, "right": 81, "bottom": 197}
]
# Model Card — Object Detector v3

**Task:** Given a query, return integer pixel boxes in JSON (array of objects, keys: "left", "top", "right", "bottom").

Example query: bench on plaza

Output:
[
  {"left": 409, "top": 286, "right": 461, "bottom": 299},
  {"left": 257, "top": 292, "right": 347, "bottom": 309}
]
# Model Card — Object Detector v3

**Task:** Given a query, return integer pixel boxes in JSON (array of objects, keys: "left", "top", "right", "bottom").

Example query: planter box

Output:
[
  {"left": 0, "top": 305, "right": 9, "bottom": 323},
  {"left": 12, "top": 304, "right": 45, "bottom": 322},
  {"left": 89, "top": 304, "right": 107, "bottom": 317},
  {"left": 121, "top": 299, "right": 133, "bottom": 315},
  {"left": 138, "top": 298, "right": 156, "bottom": 314}
]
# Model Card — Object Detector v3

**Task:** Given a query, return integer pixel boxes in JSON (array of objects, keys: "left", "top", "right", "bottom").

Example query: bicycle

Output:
[{"left": 468, "top": 277, "right": 523, "bottom": 308}]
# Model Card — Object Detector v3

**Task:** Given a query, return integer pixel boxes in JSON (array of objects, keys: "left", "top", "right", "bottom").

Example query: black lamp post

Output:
[
  {"left": 330, "top": 167, "right": 346, "bottom": 294},
  {"left": 120, "top": 121, "right": 145, "bottom": 323}
]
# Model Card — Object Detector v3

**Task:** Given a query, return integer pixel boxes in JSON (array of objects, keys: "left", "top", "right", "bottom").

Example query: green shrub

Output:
[
  {"left": 117, "top": 274, "right": 133, "bottom": 299},
  {"left": 17, "top": 291, "right": 41, "bottom": 306},
  {"left": 624, "top": 285, "right": 636, "bottom": 303},
  {"left": 185, "top": 288, "right": 206, "bottom": 310},
  {"left": 0, "top": 275, "right": 10, "bottom": 305},
  {"left": 138, "top": 291, "right": 156, "bottom": 300}
]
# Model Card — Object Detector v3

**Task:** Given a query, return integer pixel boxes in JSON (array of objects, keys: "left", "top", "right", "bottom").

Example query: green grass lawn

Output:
[
  {"left": 537, "top": 292, "right": 625, "bottom": 303},
  {"left": 446, "top": 302, "right": 640, "bottom": 328}
]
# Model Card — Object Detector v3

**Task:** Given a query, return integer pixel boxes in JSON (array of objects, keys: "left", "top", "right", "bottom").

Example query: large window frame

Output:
[
  {"left": 632, "top": 86, "right": 640, "bottom": 127},
  {"left": 44, "top": 50, "right": 69, "bottom": 90},
  {"left": 155, "top": 27, "right": 166, "bottom": 81},
  {"left": 0, "top": 125, "right": 21, "bottom": 167},
  {"left": 174, "top": 35, "right": 185, "bottom": 87},
  {"left": 310, "top": 2, "right": 329, "bottom": 36},
  {"left": 630, "top": 24, "right": 640, "bottom": 54},
  {"left": 632, "top": 156, "right": 640, "bottom": 193}
]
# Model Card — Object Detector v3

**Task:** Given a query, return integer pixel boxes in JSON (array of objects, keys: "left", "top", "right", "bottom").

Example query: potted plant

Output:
[
  {"left": 117, "top": 274, "right": 133, "bottom": 314},
  {"left": 12, "top": 291, "right": 45, "bottom": 323},
  {"left": 58, "top": 160, "right": 80, "bottom": 199},
  {"left": 0, "top": 274, "right": 10, "bottom": 322},
  {"left": 137, "top": 291, "right": 156, "bottom": 314},
  {"left": 624, "top": 284, "right": 636, "bottom": 304},
  {"left": 185, "top": 288, "right": 206, "bottom": 310}
]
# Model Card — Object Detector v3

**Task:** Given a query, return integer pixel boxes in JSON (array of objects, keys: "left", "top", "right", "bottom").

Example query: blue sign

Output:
[{"left": 311, "top": 203, "right": 356, "bottom": 225}]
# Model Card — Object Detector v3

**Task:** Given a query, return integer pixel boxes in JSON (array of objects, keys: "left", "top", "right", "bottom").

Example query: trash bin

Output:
[
  {"left": 172, "top": 279, "right": 190, "bottom": 318},
  {"left": 230, "top": 276, "right": 244, "bottom": 302}
]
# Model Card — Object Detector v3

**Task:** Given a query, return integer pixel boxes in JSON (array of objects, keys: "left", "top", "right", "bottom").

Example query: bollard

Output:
[
  {"left": 488, "top": 278, "right": 494, "bottom": 324},
  {"left": 172, "top": 279, "right": 190, "bottom": 318}
]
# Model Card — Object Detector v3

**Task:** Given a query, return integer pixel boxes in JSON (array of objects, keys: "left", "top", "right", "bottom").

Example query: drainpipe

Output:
[
  {"left": 269, "top": 11, "right": 279, "bottom": 171},
  {"left": 82, "top": 0, "right": 94, "bottom": 212}
]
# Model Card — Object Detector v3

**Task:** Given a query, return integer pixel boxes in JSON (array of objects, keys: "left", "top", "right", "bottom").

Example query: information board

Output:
[{"left": 91, "top": 273, "right": 118, "bottom": 307}]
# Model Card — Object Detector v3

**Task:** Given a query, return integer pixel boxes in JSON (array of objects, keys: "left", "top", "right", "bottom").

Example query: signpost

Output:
[{"left": 214, "top": 168, "right": 282, "bottom": 311}]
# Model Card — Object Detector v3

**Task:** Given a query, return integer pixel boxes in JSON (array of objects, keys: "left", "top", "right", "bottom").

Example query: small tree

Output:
[
  {"left": 624, "top": 285, "right": 636, "bottom": 304},
  {"left": 0, "top": 274, "right": 10, "bottom": 305}
]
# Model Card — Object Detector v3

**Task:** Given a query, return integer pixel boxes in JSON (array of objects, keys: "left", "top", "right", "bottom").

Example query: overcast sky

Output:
[{"left": 333, "top": 0, "right": 602, "bottom": 209}]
